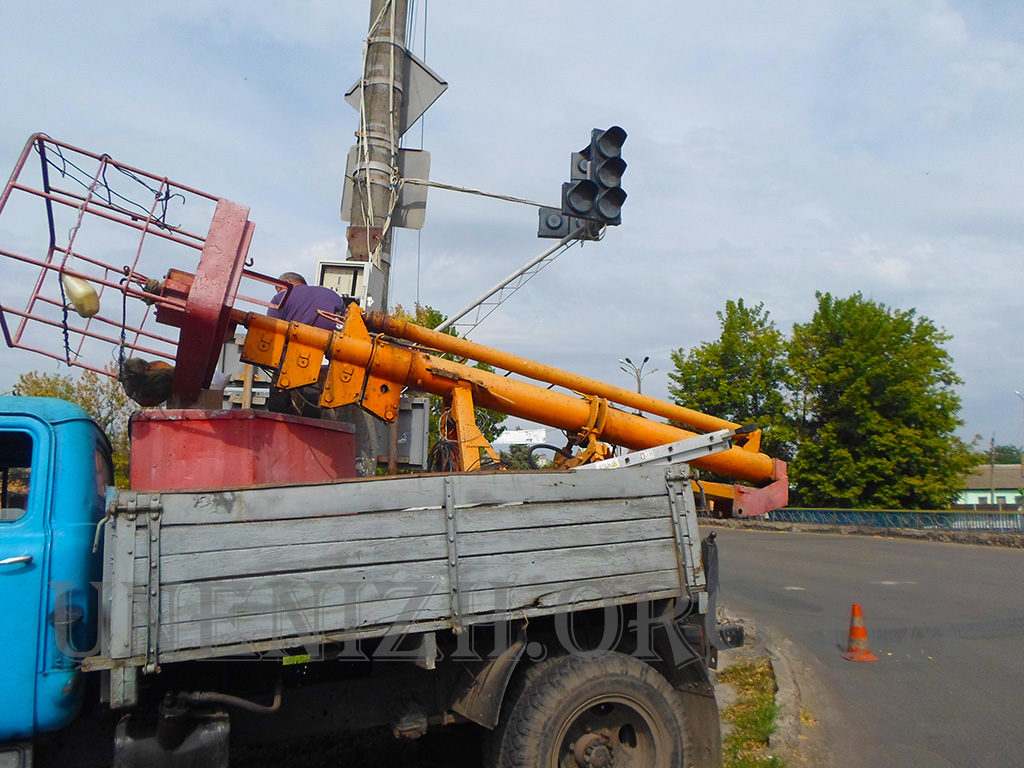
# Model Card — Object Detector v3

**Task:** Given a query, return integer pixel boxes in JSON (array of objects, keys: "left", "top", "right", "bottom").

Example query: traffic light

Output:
[
  {"left": 560, "top": 126, "right": 627, "bottom": 226},
  {"left": 538, "top": 207, "right": 570, "bottom": 238},
  {"left": 537, "top": 207, "right": 602, "bottom": 240}
]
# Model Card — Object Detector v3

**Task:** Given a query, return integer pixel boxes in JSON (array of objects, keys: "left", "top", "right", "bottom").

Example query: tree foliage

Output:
[
  {"left": 669, "top": 293, "right": 975, "bottom": 509},
  {"left": 668, "top": 299, "right": 794, "bottom": 461},
  {"left": 15, "top": 364, "right": 132, "bottom": 487},
  {"left": 990, "top": 444, "right": 1023, "bottom": 464},
  {"left": 389, "top": 304, "right": 504, "bottom": 461},
  {"left": 789, "top": 292, "right": 975, "bottom": 508},
  {"left": 499, "top": 444, "right": 536, "bottom": 470}
]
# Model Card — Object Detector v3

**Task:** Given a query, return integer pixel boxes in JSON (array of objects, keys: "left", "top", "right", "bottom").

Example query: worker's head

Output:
[{"left": 278, "top": 271, "right": 307, "bottom": 286}]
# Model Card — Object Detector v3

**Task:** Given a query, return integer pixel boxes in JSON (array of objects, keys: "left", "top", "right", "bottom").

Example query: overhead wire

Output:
[
  {"left": 395, "top": 0, "right": 418, "bottom": 307},
  {"left": 355, "top": 0, "right": 393, "bottom": 249},
  {"left": 380, "top": 0, "right": 400, "bottom": 263},
  {"left": 415, "top": 0, "right": 428, "bottom": 305},
  {"left": 399, "top": 177, "right": 549, "bottom": 209}
]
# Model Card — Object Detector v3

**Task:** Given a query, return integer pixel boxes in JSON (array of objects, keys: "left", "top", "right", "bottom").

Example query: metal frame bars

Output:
[{"left": 0, "top": 134, "right": 278, "bottom": 396}]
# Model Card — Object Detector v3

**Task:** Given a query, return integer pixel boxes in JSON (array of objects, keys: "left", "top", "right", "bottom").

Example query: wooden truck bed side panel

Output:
[
  {"left": 144, "top": 468, "right": 669, "bottom": 524},
  {"left": 102, "top": 465, "right": 701, "bottom": 667}
]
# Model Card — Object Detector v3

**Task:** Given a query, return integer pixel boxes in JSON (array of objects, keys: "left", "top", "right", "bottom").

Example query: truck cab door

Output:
[{"left": 0, "top": 421, "right": 49, "bottom": 740}]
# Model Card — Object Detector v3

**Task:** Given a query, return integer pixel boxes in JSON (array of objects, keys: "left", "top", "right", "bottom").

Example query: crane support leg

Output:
[{"left": 446, "top": 386, "right": 501, "bottom": 471}]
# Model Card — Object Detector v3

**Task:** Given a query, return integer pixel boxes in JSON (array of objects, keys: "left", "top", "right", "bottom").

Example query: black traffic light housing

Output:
[
  {"left": 560, "top": 125, "right": 627, "bottom": 225},
  {"left": 537, "top": 207, "right": 601, "bottom": 240},
  {"left": 538, "top": 207, "right": 571, "bottom": 238},
  {"left": 538, "top": 125, "right": 627, "bottom": 239}
]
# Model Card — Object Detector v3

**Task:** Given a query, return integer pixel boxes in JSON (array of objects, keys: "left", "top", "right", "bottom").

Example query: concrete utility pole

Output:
[
  {"left": 350, "top": 0, "right": 408, "bottom": 311},
  {"left": 342, "top": 0, "right": 408, "bottom": 477},
  {"left": 1015, "top": 391, "right": 1024, "bottom": 446}
]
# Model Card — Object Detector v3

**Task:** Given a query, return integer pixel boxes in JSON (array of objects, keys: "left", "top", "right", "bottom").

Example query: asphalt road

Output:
[{"left": 712, "top": 527, "right": 1024, "bottom": 768}]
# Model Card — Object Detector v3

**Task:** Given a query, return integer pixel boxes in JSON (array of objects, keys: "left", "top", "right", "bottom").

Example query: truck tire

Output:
[{"left": 486, "top": 651, "right": 693, "bottom": 768}]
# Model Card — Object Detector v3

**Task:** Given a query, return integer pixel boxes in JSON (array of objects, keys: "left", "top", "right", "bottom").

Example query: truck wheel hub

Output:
[{"left": 573, "top": 733, "right": 613, "bottom": 767}]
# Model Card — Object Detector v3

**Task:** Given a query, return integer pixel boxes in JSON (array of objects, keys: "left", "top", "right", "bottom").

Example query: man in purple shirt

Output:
[
  {"left": 265, "top": 272, "right": 375, "bottom": 476},
  {"left": 268, "top": 272, "right": 354, "bottom": 329},
  {"left": 266, "top": 272, "right": 352, "bottom": 419}
]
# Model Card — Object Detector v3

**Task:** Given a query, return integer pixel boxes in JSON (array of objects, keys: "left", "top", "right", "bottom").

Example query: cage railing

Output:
[{"left": 0, "top": 133, "right": 281, "bottom": 387}]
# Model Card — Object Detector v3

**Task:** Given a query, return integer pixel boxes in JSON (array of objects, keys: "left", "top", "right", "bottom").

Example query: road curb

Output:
[
  {"left": 704, "top": 518, "right": 1023, "bottom": 548},
  {"left": 766, "top": 635, "right": 802, "bottom": 754},
  {"left": 717, "top": 609, "right": 803, "bottom": 758}
]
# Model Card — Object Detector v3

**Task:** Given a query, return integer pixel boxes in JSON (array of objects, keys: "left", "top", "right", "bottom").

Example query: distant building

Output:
[
  {"left": 956, "top": 463, "right": 1024, "bottom": 507},
  {"left": 493, "top": 428, "right": 548, "bottom": 446}
]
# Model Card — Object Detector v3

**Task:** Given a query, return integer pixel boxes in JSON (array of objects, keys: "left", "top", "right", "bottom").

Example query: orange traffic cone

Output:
[{"left": 841, "top": 603, "right": 879, "bottom": 662}]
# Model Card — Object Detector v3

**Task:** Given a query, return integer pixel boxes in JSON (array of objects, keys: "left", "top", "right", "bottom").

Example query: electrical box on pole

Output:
[{"left": 316, "top": 260, "right": 385, "bottom": 311}]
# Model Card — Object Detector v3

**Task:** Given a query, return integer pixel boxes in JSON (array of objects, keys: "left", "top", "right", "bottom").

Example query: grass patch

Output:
[{"left": 719, "top": 657, "right": 786, "bottom": 768}]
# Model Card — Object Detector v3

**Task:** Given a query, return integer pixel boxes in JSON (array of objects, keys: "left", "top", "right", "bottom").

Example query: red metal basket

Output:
[{"left": 0, "top": 134, "right": 280, "bottom": 404}]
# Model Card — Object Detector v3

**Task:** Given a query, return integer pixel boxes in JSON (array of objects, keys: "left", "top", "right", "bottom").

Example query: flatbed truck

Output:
[{"left": 1, "top": 395, "right": 741, "bottom": 767}]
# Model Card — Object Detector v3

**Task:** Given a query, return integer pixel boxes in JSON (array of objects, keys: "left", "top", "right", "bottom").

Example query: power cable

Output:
[
  {"left": 400, "top": 177, "right": 550, "bottom": 209},
  {"left": 415, "top": 0, "right": 428, "bottom": 305}
]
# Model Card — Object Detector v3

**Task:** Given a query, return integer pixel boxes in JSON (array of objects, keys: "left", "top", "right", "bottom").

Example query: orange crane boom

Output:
[
  {"left": 239, "top": 306, "right": 787, "bottom": 501},
  {"left": 363, "top": 311, "right": 743, "bottom": 437}
]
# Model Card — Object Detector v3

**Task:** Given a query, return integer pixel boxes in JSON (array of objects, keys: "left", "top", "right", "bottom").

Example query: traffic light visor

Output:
[
  {"left": 595, "top": 187, "right": 627, "bottom": 220},
  {"left": 593, "top": 126, "right": 627, "bottom": 158},
  {"left": 562, "top": 180, "right": 598, "bottom": 217},
  {"left": 594, "top": 156, "right": 626, "bottom": 188}
]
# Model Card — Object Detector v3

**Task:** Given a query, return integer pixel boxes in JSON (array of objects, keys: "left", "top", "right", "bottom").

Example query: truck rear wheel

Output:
[{"left": 487, "top": 651, "right": 693, "bottom": 768}]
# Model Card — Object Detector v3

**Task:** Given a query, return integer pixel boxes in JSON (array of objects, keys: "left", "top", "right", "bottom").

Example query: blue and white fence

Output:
[{"left": 765, "top": 508, "right": 1024, "bottom": 534}]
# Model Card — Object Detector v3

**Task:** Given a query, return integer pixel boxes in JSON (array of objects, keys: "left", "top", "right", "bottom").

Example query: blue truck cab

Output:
[{"left": 0, "top": 396, "right": 111, "bottom": 742}]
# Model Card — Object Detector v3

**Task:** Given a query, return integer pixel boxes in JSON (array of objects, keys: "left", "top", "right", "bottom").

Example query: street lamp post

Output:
[
  {"left": 1015, "top": 391, "right": 1024, "bottom": 509},
  {"left": 618, "top": 356, "right": 658, "bottom": 414}
]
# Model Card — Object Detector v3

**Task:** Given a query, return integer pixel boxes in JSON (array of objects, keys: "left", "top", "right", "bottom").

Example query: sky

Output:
[{"left": 1, "top": 0, "right": 1022, "bottom": 446}]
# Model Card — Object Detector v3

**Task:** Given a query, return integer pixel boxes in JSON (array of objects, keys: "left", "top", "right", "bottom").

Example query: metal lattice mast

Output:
[{"left": 435, "top": 231, "right": 583, "bottom": 336}]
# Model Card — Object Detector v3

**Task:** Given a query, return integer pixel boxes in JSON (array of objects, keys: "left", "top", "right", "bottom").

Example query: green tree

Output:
[
  {"left": 991, "top": 444, "right": 1023, "bottom": 464},
  {"left": 668, "top": 299, "right": 794, "bottom": 460},
  {"left": 499, "top": 443, "right": 543, "bottom": 470},
  {"left": 390, "top": 304, "right": 504, "bottom": 465},
  {"left": 789, "top": 292, "right": 974, "bottom": 508},
  {"left": 15, "top": 364, "right": 133, "bottom": 486}
]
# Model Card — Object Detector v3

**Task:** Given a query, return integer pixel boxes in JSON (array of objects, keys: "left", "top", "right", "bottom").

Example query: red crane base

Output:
[{"left": 129, "top": 409, "right": 356, "bottom": 491}]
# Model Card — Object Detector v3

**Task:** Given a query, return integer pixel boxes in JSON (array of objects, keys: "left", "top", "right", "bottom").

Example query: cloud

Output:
[{"left": 919, "top": 2, "right": 970, "bottom": 50}]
